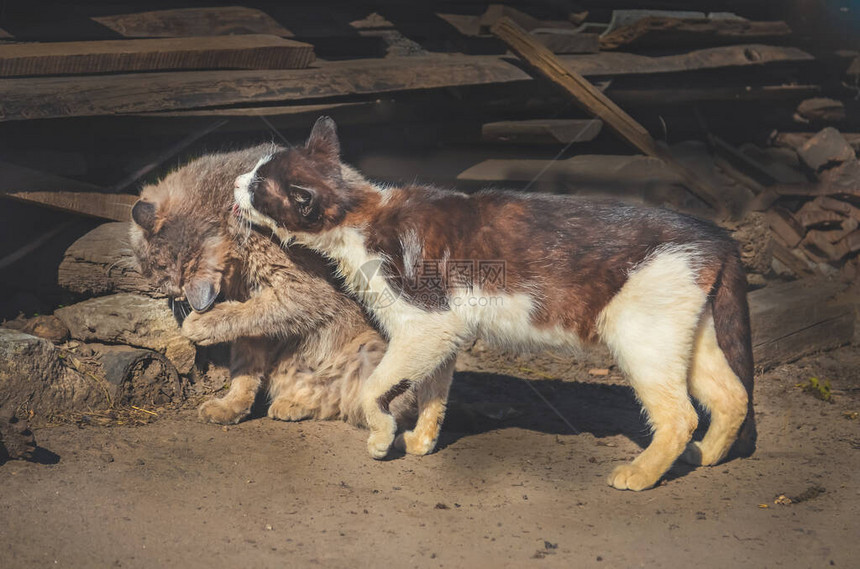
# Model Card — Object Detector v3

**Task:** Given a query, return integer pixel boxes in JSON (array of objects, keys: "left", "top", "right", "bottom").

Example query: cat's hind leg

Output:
[
  {"left": 396, "top": 357, "right": 456, "bottom": 456},
  {"left": 198, "top": 337, "right": 269, "bottom": 425},
  {"left": 598, "top": 246, "right": 707, "bottom": 491},
  {"left": 680, "top": 307, "right": 749, "bottom": 466}
]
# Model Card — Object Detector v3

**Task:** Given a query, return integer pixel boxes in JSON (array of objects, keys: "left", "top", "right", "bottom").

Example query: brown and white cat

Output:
[
  {"left": 234, "top": 117, "right": 757, "bottom": 491},
  {"left": 129, "top": 145, "right": 443, "bottom": 432}
]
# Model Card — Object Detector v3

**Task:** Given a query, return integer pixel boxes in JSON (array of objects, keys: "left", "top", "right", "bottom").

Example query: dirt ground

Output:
[{"left": 1, "top": 342, "right": 858, "bottom": 569}]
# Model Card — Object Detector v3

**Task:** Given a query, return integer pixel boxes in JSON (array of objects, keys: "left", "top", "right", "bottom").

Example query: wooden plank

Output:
[
  {"left": 773, "top": 131, "right": 860, "bottom": 154},
  {"left": 91, "top": 7, "right": 293, "bottom": 38},
  {"left": 769, "top": 160, "right": 860, "bottom": 198},
  {"left": 610, "top": 84, "right": 820, "bottom": 106},
  {"left": 482, "top": 119, "right": 603, "bottom": 144},
  {"left": 795, "top": 200, "right": 845, "bottom": 227},
  {"left": 0, "top": 35, "right": 314, "bottom": 77},
  {"left": 531, "top": 31, "right": 599, "bottom": 54},
  {"left": 749, "top": 280, "right": 854, "bottom": 368},
  {"left": 767, "top": 207, "right": 805, "bottom": 247},
  {"left": 600, "top": 17, "right": 792, "bottom": 50},
  {"left": 0, "top": 162, "right": 134, "bottom": 221},
  {"left": 490, "top": 16, "right": 725, "bottom": 213},
  {"left": 0, "top": 45, "right": 815, "bottom": 122}
]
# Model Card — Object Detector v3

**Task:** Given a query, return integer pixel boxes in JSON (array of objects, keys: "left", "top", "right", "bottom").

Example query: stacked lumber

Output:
[
  {"left": 0, "top": 2, "right": 858, "bottom": 428},
  {"left": 758, "top": 127, "right": 860, "bottom": 279}
]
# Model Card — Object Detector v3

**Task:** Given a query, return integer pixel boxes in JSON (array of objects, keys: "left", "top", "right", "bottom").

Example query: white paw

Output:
[
  {"left": 607, "top": 463, "right": 658, "bottom": 491},
  {"left": 367, "top": 430, "right": 395, "bottom": 460}
]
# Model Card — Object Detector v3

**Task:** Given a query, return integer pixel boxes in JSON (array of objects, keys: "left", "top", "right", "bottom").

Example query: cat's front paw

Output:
[
  {"left": 268, "top": 398, "right": 313, "bottom": 422},
  {"left": 198, "top": 397, "right": 249, "bottom": 424},
  {"left": 181, "top": 311, "right": 221, "bottom": 345},
  {"left": 606, "top": 463, "right": 658, "bottom": 491}
]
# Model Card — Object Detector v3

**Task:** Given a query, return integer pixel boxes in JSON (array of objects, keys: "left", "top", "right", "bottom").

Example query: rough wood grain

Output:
[
  {"left": 0, "top": 35, "right": 314, "bottom": 77},
  {"left": 749, "top": 280, "right": 854, "bottom": 368},
  {"left": 482, "top": 119, "right": 603, "bottom": 144},
  {"left": 600, "top": 17, "right": 792, "bottom": 50},
  {"left": 91, "top": 7, "right": 293, "bottom": 38},
  {"left": 0, "top": 45, "right": 814, "bottom": 122},
  {"left": 58, "top": 222, "right": 153, "bottom": 298},
  {"left": 491, "top": 16, "right": 725, "bottom": 213},
  {"left": 54, "top": 294, "right": 195, "bottom": 375},
  {"left": 0, "top": 328, "right": 108, "bottom": 418},
  {"left": 531, "top": 31, "right": 599, "bottom": 54}
]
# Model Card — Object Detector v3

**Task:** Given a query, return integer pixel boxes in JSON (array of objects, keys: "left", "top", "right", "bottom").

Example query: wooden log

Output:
[
  {"left": 0, "top": 45, "right": 815, "bottom": 122},
  {"left": 482, "top": 119, "right": 603, "bottom": 144},
  {"left": 749, "top": 280, "right": 854, "bottom": 369},
  {"left": 600, "top": 17, "right": 792, "bottom": 50},
  {"left": 490, "top": 17, "right": 726, "bottom": 213},
  {"left": 0, "top": 35, "right": 314, "bottom": 77},
  {"left": 0, "top": 328, "right": 109, "bottom": 418},
  {"left": 91, "top": 7, "right": 293, "bottom": 38},
  {"left": 0, "top": 162, "right": 136, "bottom": 220},
  {"left": 95, "top": 345, "right": 181, "bottom": 407},
  {"left": 58, "top": 222, "right": 153, "bottom": 298},
  {"left": 54, "top": 294, "right": 196, "bottom": 375}
]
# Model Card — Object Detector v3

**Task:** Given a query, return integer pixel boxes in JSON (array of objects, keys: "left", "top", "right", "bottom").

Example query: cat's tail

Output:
[{"left": 710, "top": 251, "right": 757, "bottom": 458}]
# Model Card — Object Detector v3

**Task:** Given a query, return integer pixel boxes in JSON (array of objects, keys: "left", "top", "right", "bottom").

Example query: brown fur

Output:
[
  {"left": 129, "top": 145, "right": 417, "bottom": 427},
  {"left": 235, "top": 117, "right": 756, "bottom": 489}
]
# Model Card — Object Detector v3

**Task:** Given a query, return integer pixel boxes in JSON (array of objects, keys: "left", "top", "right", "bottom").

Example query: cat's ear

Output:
[
  {"left": 184, "top": 278, "right": 219, "bottom": 313},
  {"left": 131, "top": 200, "right": 157, "bottom": 233},
  {"left": 306, "top": 116, "right": 340, "bottom": 161}
]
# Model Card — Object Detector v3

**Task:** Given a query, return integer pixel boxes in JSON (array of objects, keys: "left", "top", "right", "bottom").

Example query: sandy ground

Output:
[{"left": 1, "top": 344, "right": 858, "bottom": 569}]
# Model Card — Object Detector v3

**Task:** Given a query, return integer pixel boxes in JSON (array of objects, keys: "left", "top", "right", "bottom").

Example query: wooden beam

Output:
[
  {"left": 91, "top": 7, "right": 293, "bottom": 38},
  {"left": 0, "top": 35, "right": 314, "bottom": 77},
  {"left": 490, "top": 16, "right": 725, "bottom": 213},
  {"left": 0, "top": 162, "right": 135, "bottom": 221},
  {"left": 0, "top": 45, "right": 814, "bottom": 122},
  {"left": 482, "top": 119, "right": 603, "bottom": 144},
  {"left": 600, "top": 17, "right": 792, "bottom": 50}
]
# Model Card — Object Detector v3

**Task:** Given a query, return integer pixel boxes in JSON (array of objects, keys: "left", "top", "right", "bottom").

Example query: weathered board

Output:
[
  {"left": 600, "top": 17, "right": 792, "bottom": 50},
  {"left": 0, "top": 34, "right": 313, "bottom": 77},
  {"left": 749, "top": 280, "right": 854, "bottom": 368},
  {"left": 0, "top": 162, "right": 136, "bottom": 221},
  {"left": 91, "top": 7, "right": 293, "bottom": 38},
  {"left": 482, "top": 119, "right": 603, "bottom": 144},
  {"left": 0, "top": 45, "right": 814, "bottom": 121}
]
